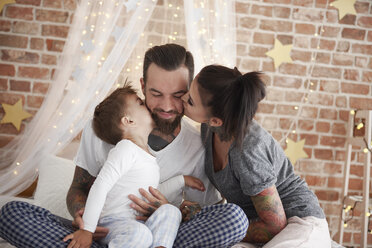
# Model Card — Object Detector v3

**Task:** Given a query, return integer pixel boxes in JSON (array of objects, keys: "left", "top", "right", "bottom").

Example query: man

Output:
[{"left": 0, "top": 44, "right": 248, "bottom": 248}]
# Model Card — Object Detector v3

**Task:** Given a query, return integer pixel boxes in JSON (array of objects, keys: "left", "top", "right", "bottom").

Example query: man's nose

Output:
[{"left": 160, "top": 96, "right": 176, "bottom": 112}]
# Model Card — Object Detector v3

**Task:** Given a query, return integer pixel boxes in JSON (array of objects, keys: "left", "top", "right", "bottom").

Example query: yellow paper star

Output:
[
  {"left": 284, "top": 138, "right": 308, "bottom": 165},
  {"left": 1, "top": 99, "right": 32, "bottom": 131},
  {"left": 330, "top": 0, "right": 357, "bottom": 20},
  {"left": 266, "top": 39, "right": 293, "bottom": 69},
  {"left": 0, "top": 0, "right": 16, "bottom": 13}
]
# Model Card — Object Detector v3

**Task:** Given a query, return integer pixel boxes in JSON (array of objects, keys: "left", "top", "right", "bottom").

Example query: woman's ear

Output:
[{"left": 208, "top": 117, "right": 223, "bottom": 127}]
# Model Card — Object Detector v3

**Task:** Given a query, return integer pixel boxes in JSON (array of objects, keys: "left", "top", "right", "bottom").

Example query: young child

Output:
[{"left": 63, "top": 85, "right": 204, "bottom": 248}]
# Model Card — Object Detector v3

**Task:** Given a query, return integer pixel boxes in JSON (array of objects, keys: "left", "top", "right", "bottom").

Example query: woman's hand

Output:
[
  {"left": 180, "top": 200, "right": 202, "bottom": 222},
  {"left": 184, "top": 176, "right": 205, "bottom": 191},
  {"left": 129, "top": 186, "right": 169, "bottom": 221},
  {"left": 64, "top": 229, "right": 93, "bottom": 248}
]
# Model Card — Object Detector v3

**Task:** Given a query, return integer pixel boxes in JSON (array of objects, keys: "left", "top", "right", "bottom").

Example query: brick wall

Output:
[{"left": 0, "top": 0, "right": 371, "bottom": 247}]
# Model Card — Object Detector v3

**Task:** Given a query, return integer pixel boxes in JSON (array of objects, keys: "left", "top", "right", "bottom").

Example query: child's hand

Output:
[
  {"left": 184, "top": 176, "right": 205, "bottom": 191},
  {"left": 63, "top": 229, "right": 93, "bottom": 248}
]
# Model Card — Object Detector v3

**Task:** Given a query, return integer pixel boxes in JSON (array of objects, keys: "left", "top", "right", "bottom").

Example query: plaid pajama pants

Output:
[{"left": 0, "top": 201, "right": 248, "bottom": 248}]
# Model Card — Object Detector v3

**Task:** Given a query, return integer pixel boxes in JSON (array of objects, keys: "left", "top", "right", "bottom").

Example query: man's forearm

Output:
[
  {"left": 243, "top": 218, "right": 282, "bottom": 243},
  {"left": 66, "top": 187, "right": 88, "bottom": 217}
]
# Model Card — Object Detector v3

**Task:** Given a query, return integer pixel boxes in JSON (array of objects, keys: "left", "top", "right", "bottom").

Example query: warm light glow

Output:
[
  {"left": 356, "top": 123, "right": 364, "bottom": 129},
  {"left": 364, "top": 148, "right": 369, "bottom": 153},
  {"left": 16, "top": 162, "right": 20, "bottom": 166},
  {"left": 350, "top": 110, "right": 355, "bottom": 115}
]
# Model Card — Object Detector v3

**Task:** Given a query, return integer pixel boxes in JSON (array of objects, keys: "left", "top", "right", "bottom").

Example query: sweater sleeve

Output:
[{"left": 82, "top": 140, "right": 135, "bottom": 232}]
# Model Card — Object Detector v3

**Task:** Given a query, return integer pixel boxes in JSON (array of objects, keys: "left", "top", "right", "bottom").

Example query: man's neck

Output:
[{"left": 148, "top": 125, "right": 181, "bottom": 151}]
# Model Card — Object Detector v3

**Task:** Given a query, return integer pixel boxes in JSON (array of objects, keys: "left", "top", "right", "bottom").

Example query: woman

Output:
[{"left": 181, "top": 65, "right": 331, "bottom": 247}]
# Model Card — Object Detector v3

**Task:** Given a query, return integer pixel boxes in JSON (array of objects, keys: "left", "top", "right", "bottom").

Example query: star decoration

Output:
[
  {"left": 124, "top": 0, "right": 138, "bottom": 13},
  {"left": 111, "top": 26, "right": 126, "bottom": 42},
  {"left": 71, "top": 66, "right": 85, "bottom": 82},
  {"left": 0, "top": 0, "right": 16, "bottom": 13},
  {"left": 265, "top": 39, "right": 293, "bottom": 69},
  {"left": 284, "top": 138, "right": 308, "bottom": 165},
  {"left": 1, "top": 99, "right": 32, "bottom": 131},
  {"left": 80, "top": 40, "right": 95, "bottom": 54},
  {"left": 330, "top": 0, "right": 357, "bottom": 20}
]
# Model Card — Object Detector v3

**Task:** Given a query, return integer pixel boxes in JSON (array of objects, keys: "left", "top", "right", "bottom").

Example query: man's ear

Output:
[
  {"left": 121, "top": 116, "right": 134, "bottom": 127},
  {"left": 140, "top": 78, "right": 145, "bottom": 95},
  {"left": 208, "top": 117, "right": 223, "bottom": 127}
]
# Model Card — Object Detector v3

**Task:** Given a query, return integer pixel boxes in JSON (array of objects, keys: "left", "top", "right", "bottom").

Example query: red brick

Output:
[
  {"left": 257, "top": 103, "right": 275, "bottom": 114},
  {"left": 237, "top": 30, "right": 252, "bottom": 44},
  {"left": 312, "top": 66, "right": 341, "bottom": 79},
  {"left": 339, "top": 110, "right": 349, "bottom": 122},
  {"left": 335, "top": 96, "right": 347, "bottom": 108},
  {"left": 315, "top": 52, "right": 331, "bottom": 64},
  {"left": 0, "top": 34, "right": 28, "bottom": 48},
  {"left": 291, "top": 50, "right": 311, "bottom": 62},
  {"left": 279, "top": 64, "right": 306, "bottom": 76},
  {"left": 350, "top": 164, "right": 364, "bottom": 177},
  {"left": 308, "top": 93, "right": 334, "bottom": 106},
  {"left": 332, "top": 54, "right": 353, "bottom": 66},
  {"left": 0, "top": 135, "right": 14, "bottom": 148},
  {"left": 355, "top": 56, "right": 368, "bottom": 68},
  {"left": 324, "top": 163, "right": 342, "bottom": 174},
  {"left": 251, "top": 4, "right": 272, "bottom": 17},
  {"left": 327, "top": 177, "right": 343, "bottom": 188},
  {"left": 315, "top": 190, "right": 338, "bottom": 201},
  {"left": 277, "top": 35, "right": 293, "bottom": 45},
  {"left": 320, "top": 136, "right": 346, "bottom": 147},
  {"left": 240, "top": 59, "right": 260, "bottom": 71},
  {"left": 300, "top": 134, "right": 318, "bottom": 146},
  {"left": 0, "top": 92, "right": 25, "bottom": 104},
  {"left": 342, "top": 28, "right": 366, "bottom": 40},
  {"left": 0, "top": 64, "right": 15, "bottom": 76},
  {"left": 0, "top": 121, "right": 26, "bottom": 134},
  {"left": 321, "top": 26, "right": 340, "bottom": 38},
  {"left": 293, "top": 0, "right": 312, "bottom": 6},
  {"left": 260, "top": 20, "right": 292, "bottom": 32},
  {"left": 15, "top": 0, "right": 41, "bottom": 5},
  {"left": 298, "top": 120, "right": 314, "bottom": 131},
  {"left": 262, "top": 116, "right": 278, "bottom": 129},
  {"left": 300, "top": 106, "right": 318, "bottom": 118},
  {"left": 36, "top": 9, "right": 69, "bottom": 23},
  {"left": 316, "top": 122, "right": 330, "bottom": 133},
  {"left": 32, "top": 82, "right": 49, "bottom": 94},
  {"left": 315, "top": 0, "right": 327, "bottom": 8},
  {"left": 293, "top": 8, "right": 323, "bottom": 22},
  {"left": 319, "top": 39, "right": 336, "bottom": 50},
  {"left": 0, "top": 78, "right": 8, "bottom": 90},
  {"left": 27, "top": 95, "right": 44, "bottom": 108},
  {"left": 277, "top": 104, "right": 298, "bottom": 116},
  {"left": 305, "top": 175, "right": 326, "bottom": 187},
  {"left": 5, "top": 6, "right": 33, "bottom": 20},
  {"left": 273, "top": 6, "right": 290, "bottom": 18},
  {"left": 253, "top": 32, "right": 274, "bottom": 45},
  {"left": 30, "top": 38, "right": 44, "bottom": 50},
  {"left": 339, "top": 15, "right": 356, "bottom": 25},
  {"left": 12, "top": 21, "right": 39, "bottom": 35},
  {"left": 336, "top": 41, "right": 350, "bottom": 52},
  {"left": 18, "top": 66, "right": 50, "bottom": 79},
  {"left": 43, "top": 0, "right": 62, "bottom": 8},
  {"left": 235, "top": 2, "right": 250, "bottom": 13},
  {"left": 368, "top": 31, "right": 372, "bottom": 42},
  {"left": 294, "top": 37, "right": 309, "bottom": 48},
  {"left": 1, "top": 50, "right": 39, "bottom": 64},
  {"left": 355, "top": 1, "right": 370, "bottom": 14},
  {"left": 263, "top": 0, "right": 290, "bottom": 3},
  {"left": 46, "top": 39, "right": 65, "bottom": 52},
  {"left": 352, "top": 44, "right": 372, "bottom": 55},
  {"left": 326, "top": 10, "right": 338, "bottom": 23},
  {"left": 240, "top": 17, "right": 258, "bottom": 29},
  {"left": 63, "top": 0, "right": 77, "bottom": 10},
  {"left": 285, "top": 91, "right": 303, "bottom": 102},
  {"left": 262, "top": 61, "right": 275, "bottom": 72},
  {"left": 350, "top": 97, "right": 372, "bottom": 109},
  {"left": 249, "top": 46, "right": 269, "bottom": 57},
  {"left": 0, "top": 20, "right": 11, "bottom": 32},
  {"left": 42, "top": 25, "right": 69, "bottom": 38},
  {"left": 295, "top": 23, "right": 316, "bottom": 35},
  {"left": 341, "top": 82, "right": 369, "bottom": 95},
  {"left": 10, "top": 80, "right": 31, "bottom": 92},
  {"left": 369, "top": 58, "right": 372, "bottom": 69},
  {"left": 41, "top": 54, "right": 57, "bottom": 65},
  {"left": 362, "top": 71, "right": 372, "bottom": 83},
  {"left": 319, "top": 109, "right": 337, "bottom": 120},
  {"left": 357, "top": 16, "right": 372, "bottom": 28},
  {"left": 319, "top": 80, "right": 339, "bottom": 93},
  {"left": 343, "top": 69, "right": 359, "bottom": 81},
  {"left": 273, "top": 76, "right": 302, "bottom": 89},
  {"left": 279, "top": 118, "right": 291, "bottom": 129}
]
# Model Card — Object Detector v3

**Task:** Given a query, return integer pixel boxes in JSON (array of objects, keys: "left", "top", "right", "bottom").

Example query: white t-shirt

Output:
[
  {"left": 74, "top": 118, "right": 221, "bottom": 207},
  {"left": 82, "top": 139, "right": 158, "bottom": 233}
]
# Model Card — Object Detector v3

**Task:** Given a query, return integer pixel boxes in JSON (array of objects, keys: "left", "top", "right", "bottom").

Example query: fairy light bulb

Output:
[
  {"left": 16, "top": 162, "right": 20, "bottom": 166},
  {"left": 366, "top": 212, "right": 371, "bottom": 217},
  {"left": 343, "top": 222, "right": 347, "bottom": 228},
  {"left": 356, "top": 123, "right": 364, "bottom": 129},
  {"left": 364, "top": 148, "right": 369, "bottom": 153},
  {"left": 350, "top": 110, "right": 355, "bottom": 115}
]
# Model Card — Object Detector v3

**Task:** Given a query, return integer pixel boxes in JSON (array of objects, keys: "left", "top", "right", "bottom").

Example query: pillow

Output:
[{"left": 33, "top": 154, "right": 75, "bottom": 220}]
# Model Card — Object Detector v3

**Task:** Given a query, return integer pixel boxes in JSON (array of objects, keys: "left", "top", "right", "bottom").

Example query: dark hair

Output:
[
  {"left": 197, "top": 65, "right": 266, "bottom": 147},
  {"left": 93, "top": 85, "right": 137, "bottom": 145},
  {"left": 143, "top": 43, "right": 194, "bottom": 84}
]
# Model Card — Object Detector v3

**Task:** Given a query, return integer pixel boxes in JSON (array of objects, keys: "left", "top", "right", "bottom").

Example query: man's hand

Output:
[
  {"left": 129, "top": 186, "right": 169, "bottom": 221},
  {"left": 71, "top": 208, "right": 109, "bottom": 241},
  {"left": 64, "top": 229, "right": 93, "bottom": 248},
  {"left": 180, "top": 200, "right": 202, "bottom": 222},
  {"left": 184, "top": 176, "right": 205, "bottom": 191}
]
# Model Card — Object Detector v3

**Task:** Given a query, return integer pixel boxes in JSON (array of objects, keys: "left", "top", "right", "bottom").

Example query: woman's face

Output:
[{"left": 182, "top": 76, "right": 210, "bottom": 124}]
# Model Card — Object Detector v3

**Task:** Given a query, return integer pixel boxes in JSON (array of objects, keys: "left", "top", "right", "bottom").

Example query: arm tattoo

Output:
[
  {"left": 183, "top": 203, "right": 201, "bottom": 222},
  {"left": 66, "top": 167, "right": 95, "bottom": 217},
  {"left": 243, "top": 186, "right": 287, "bottom": 243}
]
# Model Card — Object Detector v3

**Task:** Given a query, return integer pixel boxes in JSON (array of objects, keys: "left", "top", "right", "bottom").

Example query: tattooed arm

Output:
[{"left": 242, "top": 185, "right": 287, "bottom": 243}]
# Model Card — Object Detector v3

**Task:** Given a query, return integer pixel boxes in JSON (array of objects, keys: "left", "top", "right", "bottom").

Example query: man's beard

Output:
[{"left": 151, "top": 109, "right": 183, "bottom": 135}]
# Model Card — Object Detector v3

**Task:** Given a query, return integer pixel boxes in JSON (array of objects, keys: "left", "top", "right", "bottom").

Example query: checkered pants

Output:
[{"left": 0, "top": 201, "right": 248, "bottom": 248}]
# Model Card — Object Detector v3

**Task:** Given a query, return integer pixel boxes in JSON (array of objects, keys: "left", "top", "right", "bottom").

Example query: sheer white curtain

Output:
[
  {"left": 0, "top": 0, "right": 237, "bottom": 196},
  {"left": 0, "top": 0, "right": 157, "bottom": 195}
]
